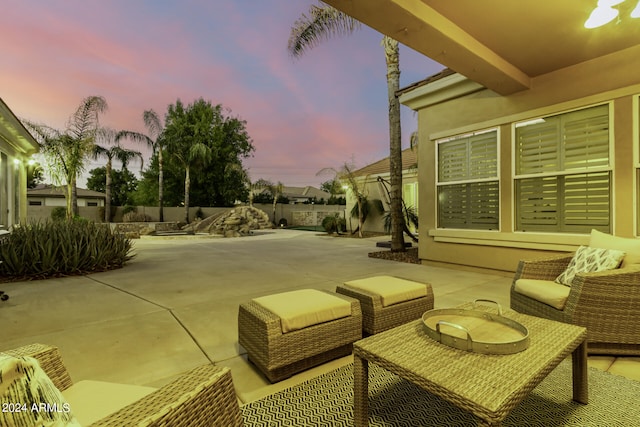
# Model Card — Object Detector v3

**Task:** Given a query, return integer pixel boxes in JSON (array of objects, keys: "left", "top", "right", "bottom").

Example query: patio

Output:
[{"left": 1, "top": 229, "right": 638, "bottom": 410}]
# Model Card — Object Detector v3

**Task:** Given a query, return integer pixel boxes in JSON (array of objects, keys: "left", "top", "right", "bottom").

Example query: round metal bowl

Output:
[{"left": 422, "top": 299, "right": 529, "bottom": 354}]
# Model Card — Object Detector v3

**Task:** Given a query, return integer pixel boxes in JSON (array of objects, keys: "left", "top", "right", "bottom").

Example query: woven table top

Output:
[{"left": 354, "top": 303, "right": 587, "bottom": 422}]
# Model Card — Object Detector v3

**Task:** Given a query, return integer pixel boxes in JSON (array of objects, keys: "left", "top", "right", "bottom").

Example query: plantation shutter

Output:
[
  {"left": 438, "top": 138, "right": 467, "bottom": 182},
  {"left": 437, "top": 130, "right": 498, "bottom": 230},
  {"left": 563, "top": 172, "right": 610, "bottom": 232},
  {"left": 515, "top": 104, "right": 610, "bottom": 233},
  {"left": 516, "top": 176, "right": 558, "bottom": 231},
  {"left": 516, "top": 119, "right": 560, "bottom": 175},
  {"left": 563, "top": 105, "right": 609, "bottom": 170}
]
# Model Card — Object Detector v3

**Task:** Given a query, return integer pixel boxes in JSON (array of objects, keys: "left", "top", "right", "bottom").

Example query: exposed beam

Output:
[{"left": 323, "top": 0, "right": 531, "bottom": 95}]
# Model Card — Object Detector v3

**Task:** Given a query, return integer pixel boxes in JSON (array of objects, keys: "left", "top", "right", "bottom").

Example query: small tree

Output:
[
  {"left": 25, "top": 95, "right": 108, "bottom": 218},
  {"left": 318, "top": 163, "right": 376, "bottom": 237},
  {"left": 94, "top": 128, "right": 143, "bottom": 222},
  {"left": 162, "top": 99, "right": 213, "bottom": 223},
  {"left": 116, "top": 109, "right": 166, "bottom": 221}
]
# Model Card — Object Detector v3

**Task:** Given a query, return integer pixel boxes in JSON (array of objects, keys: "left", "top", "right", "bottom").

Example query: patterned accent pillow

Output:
[
  {"left": 0, "top": 354, "right": 80, "bottom": 427},
  {"left": 555, "top": 245, "right": 625, "bottom": 286}
]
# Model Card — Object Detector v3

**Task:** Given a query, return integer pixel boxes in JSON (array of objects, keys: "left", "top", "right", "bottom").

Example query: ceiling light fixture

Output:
[
  {"left": 631, "top": 0, "right": 640, "bottom": 17},
  {"left": 585, "top": 0, "right": 625, "bottom": 28},
  {"left": 585, "top": 0, "right": 640, "bottom": 28}
]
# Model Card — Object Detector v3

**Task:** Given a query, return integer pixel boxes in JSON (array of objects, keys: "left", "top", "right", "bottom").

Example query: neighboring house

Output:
[
  {"left": 324, "top": 1, "right": 640, "bottom": 272},
  {"left": 27, "top": 184, "right": 106, "bottom": 207},
  {"left": 253, "top": 185, "right": 331, "bottom": 204},
  {"left": 282, "top": 186, "right": 332, "bottom": 204},
  {"left": 347, "top": 147, "right": 418, "bottom": 234},
  {"left": 0, "top": 98, "right": 39, "bottom": 229}
]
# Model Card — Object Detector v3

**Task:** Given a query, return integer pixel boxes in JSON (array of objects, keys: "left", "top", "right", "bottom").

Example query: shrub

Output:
[
  {"left": 123, "top": 211, "right": 151, "bottom": 222},
  {"left": 322, "top": 214, "right": 346, "bottom": 234},
  {"left": 0, "top": 221, "right": 134, "bottom": 281},
  {"left": 122, "top": 205, "right": 137, "bottom": 215},
  {"left": 51, "top": 207, "right": 67, "bottom": 221}
]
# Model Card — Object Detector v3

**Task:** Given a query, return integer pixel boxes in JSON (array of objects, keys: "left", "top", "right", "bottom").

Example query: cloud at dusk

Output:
[{"left": 1, "top": 0, "right": 443, "bottom": 187}]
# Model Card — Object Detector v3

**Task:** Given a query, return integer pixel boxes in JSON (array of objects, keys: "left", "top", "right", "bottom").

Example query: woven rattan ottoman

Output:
[
  {"left": 238, "top": 289, "right": 362, "bottom": 383},
  {"left": 336, "top": 276, "right": 434, "bottom": 335}
]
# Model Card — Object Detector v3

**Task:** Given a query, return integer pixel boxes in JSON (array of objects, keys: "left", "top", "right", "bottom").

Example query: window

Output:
[
  {"left": 29, "top": 200, "right": 42, "bottom": 206},
  {"left": 514, "top": 104, "right": 611, "bottom": 233},
  {"left": 436, "top": 129, "right": 499, "bottom": 230},
  {"left": 87, "top": 202, "right": 98, "bottom": 207}
]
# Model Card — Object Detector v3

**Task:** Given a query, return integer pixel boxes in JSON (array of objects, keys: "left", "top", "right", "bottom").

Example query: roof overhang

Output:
[
  {"left": 323, "top": 0, "right": 640, "bottom": 96},
  {"left": 0, "top": 98, "right": 39, "bottom": 156}
]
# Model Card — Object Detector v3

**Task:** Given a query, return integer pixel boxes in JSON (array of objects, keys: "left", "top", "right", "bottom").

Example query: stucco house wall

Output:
[
  {"left": 401, "top": 65, "right": 640, "bottom": 273},
  {"left": 346, "top": 147, "right": 418, "bottom": 235},
  {"left": 0, "top": 98, "right": 39, "bottom": 229}
]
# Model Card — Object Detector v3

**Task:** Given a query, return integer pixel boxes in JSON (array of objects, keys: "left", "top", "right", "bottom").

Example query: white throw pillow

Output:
[
  {"left": 0, "top": 354, "right": 80, "bottom": 427},
  {"left": 555, "top": 245, "right": 625, "bottom": 286}
]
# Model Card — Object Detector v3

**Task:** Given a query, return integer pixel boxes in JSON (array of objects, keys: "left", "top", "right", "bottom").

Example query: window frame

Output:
[
  {"left": 513, "top": 103, "right": 613, "bottom": 234},
  {"left": 435, "top": 128, "right": 500, "bottom": 230}
]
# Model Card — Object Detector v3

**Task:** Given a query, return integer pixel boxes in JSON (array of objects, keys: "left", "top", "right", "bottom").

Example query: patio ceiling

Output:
[{"left": 322, "top": 0, "right": 640, "bottom": 95}]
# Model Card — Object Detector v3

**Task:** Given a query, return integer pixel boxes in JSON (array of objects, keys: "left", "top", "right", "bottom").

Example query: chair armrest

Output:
[
  {"left": 89, "top": 364, "right": 243, "bottom": 427},
  {"left": 569, "top": 267, "right": 640, "bottom": 309},
  {"left": 2, "top": 343, "right": 73, "bottom": 391},
  {"left": 513, "top": 254, "right": 574, "bottom": 282},
  {"left": 567, "top": 268, "right": 640, "bottom": 343}
]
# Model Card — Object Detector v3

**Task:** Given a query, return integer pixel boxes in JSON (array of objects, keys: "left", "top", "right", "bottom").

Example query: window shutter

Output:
[
  {"left": 469, "top": 181, "right": 499, "bottom": 229},
  {"left": 563, "top": 172, "right": 610, "bottom": 231},
  {"left": 516, "top": 118, "right": 560, "bottom": 175},
  {"left": 438, "top": 184, "right": 467, "bottom": 228},
  {"left": 563, "top": 106, "right": 609, "bottom": 170},
  {"left": 439, "top": 182, "right": 499, "bottom": 230},
  {"left": 438, "top": 139, "right": 467, "bottom": 182},
  {"left": 469, "top": 131, "right": 498, "bottom": 179},
  {"left": 516, "top": 176, "right": 558, "bottom": 231}
]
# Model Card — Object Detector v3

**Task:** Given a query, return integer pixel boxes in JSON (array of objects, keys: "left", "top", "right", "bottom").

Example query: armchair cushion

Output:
[
  {"left": 555, "top": 245, "right": 624, "bottom": 286},
  {"left": 61, "top": 380, "right": 156, "bottom": 426},
  {"left": 513, "top": 279, "right": 571, "bottom": 310},
  {"left": 590, "top": 229, "right": 640, "bottom": 268},
  {"left": 0, "top": 354, "right": 80, "bottom": 427}
]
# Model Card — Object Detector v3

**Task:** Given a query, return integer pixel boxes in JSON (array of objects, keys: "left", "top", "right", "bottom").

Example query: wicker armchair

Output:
[
  {"left": 510, "top": 254, "right": 640, "bottom": 355},
  {"left": 2, "top": 343, "right": 244, "bottom": 427}
]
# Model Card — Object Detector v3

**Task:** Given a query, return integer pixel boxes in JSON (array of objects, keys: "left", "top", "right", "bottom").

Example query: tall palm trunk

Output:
[
  {"left": 105, "top": 159, "right": 112, "bottom": 222},
  {"left": 383, "top": 37, "right": 405, "bottom": 252},
  {"left": 70, "top": 179, "right": 79, "bottom": 218},
  {"left": 158, "top": 149, "right": 164, "bottom": 222},
  {"left": 184, "top": 166, "right": 190, "bottom": 223}
]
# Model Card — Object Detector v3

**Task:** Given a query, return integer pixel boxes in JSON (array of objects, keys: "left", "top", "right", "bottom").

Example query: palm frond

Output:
[
  {"left": 288, "top": 4, "right": 361, "bottom": 58},
  {"left": 143, "top": 109, "right": 163, "bottom": 141}
]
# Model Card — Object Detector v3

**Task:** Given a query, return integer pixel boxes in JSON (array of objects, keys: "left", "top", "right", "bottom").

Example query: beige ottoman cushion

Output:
[
  {"left": 253, "top": 289, "right": 352, "bottom": 333},
  {"left": 62, "top": 380, "right": 157, "bottom": 426},
  {"left": 344, "top": 276, "right": 428, "bottom": 307}
]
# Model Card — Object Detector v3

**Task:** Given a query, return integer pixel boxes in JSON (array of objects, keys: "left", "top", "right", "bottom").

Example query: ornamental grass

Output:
[{"left": 0, "top": 220, "right": 134, "bottom": 281}]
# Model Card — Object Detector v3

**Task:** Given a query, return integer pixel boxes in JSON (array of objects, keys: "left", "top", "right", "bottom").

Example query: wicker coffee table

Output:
[{"left": 353, "top": 303, "right": 588, "bottom": 426}]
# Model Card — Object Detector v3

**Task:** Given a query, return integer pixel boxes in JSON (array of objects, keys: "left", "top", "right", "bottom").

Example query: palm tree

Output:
[
  {"left": 318, "top": 163, "right": 377, "bottom": 237},
  {"left": 25, "top": 95, "right": 108, "bottom": 219},
  {"left": 252, "top": 179, "right": 284, "bottom": 225},
  {"left": 162, "top": 99, "right": 213, "bottom": 223},
  {"left": 289, "top": 3, "right": 406, "bottom": 251},
  {"left": 116, "top": 109, "right": 165, "bottom": 221},
  {"left": 94, "top": 128, "right": 143, "bottom": 222}
]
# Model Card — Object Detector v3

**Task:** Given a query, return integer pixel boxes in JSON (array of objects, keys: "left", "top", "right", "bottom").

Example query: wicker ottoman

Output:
[
  {"left": 238, "top": 289, "right": 362, "bottom": 383},
  {"left": 336, "top": 275, "right": 434, "bottom": 335}
]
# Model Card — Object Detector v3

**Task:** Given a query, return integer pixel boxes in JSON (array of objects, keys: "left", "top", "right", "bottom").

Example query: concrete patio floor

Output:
[{"left": 1, "top": 229, "right": 638, "bottom": 405}]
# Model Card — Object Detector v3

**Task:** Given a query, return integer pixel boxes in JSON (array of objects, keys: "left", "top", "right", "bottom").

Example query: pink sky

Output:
[{"left": 1, "top": 1, "right": 443, "bottom": 188}]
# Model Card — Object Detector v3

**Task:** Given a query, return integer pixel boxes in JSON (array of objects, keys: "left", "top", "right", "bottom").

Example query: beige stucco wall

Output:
[{"left": 407, "top": 58, "right": 640, "bottom": 273}]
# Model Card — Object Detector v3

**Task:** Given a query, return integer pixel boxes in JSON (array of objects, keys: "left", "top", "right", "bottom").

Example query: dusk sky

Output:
[{"left": 2, "top": 1, "right": 443, "bottom": 188}]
